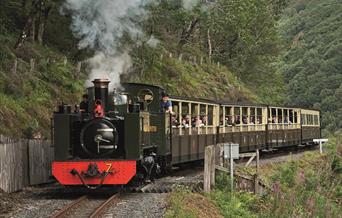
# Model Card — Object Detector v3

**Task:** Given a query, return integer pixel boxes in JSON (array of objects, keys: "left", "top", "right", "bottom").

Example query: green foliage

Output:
[
  {"left": 210, "top": 172, "right": 258, "bottom": 218},
  {"left": 127, "top": 44, "right": 256, "bottom": 101},
  {"left": 165, "top": 188, "right": 197, "bottom": 218},
  {"left": 277, "top": 0, "right": 342, "bottom": 131},
  {"left": 0, "top": 31, "right": 84, "bottom": 138},
  {"left": 212, "top": 145, "right": 342, "bottom": 218},
  {"left": 271, "top": 161, "right": 298, "bottom": 187},
  {"left": 260, "top": 150, "right": 342, "bottom": 217},
  {"left": 210, "top": 190, "right": 257, "bottom": 218},
  {"left": 140, "top": 0, "right": 286, "bottom": 104}
]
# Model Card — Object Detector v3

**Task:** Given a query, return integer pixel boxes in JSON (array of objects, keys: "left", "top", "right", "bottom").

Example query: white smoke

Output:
[
  {"left": 85, "top": 51, "right": 132, "bottom": 88},
  {"left": 62, "top": 0, "right": 152, "bottom": 89},
  {"left": 62, "top": 0, "right": 199, "bottom": 89}
]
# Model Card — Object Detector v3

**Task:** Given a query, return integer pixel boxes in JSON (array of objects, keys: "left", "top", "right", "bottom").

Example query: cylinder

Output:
[{"left": 92, "top": 79, "right": 110, "bottom": 111}]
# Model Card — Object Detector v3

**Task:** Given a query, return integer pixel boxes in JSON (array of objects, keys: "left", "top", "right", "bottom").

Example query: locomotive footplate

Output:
[{"left": 52, "top": 160, "right": 136, "bottom": 186}]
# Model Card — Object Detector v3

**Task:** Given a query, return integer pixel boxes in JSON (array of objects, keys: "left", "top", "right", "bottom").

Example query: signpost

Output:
[
  {"left": 224, "top": 143, "right": 239, "bottom": 190},
  {"left": 313, "top": 139, "right": 328, "bottom": 154}
]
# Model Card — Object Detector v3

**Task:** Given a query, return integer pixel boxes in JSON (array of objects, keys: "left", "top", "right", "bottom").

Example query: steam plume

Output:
[
  {"left": 62, "top": 0, "right": 198, "bottom": 89},
  {"left": 62, "top": 0, "right": 150, "bottom": 89}
]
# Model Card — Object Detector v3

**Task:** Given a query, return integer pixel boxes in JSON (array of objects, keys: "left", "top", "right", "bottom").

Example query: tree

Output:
[{"left": 15, "top": 0, "right": 54, "bottom": 49}]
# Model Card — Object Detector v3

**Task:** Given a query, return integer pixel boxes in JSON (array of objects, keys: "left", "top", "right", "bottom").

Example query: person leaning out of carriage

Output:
[{"left": 161, "top": 92, "right": 173, "bottom": 113}]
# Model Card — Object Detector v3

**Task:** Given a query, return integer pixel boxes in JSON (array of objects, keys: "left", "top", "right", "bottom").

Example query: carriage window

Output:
[
  {"left": 234, "top": 107, "right": 241, "bottom": 125},
  {"left": 257, "top": 108, "right": 263, "bottom": 124},
  {"left": 171, "top": 101, "right": 180, "bottom": 127},
  {"left": 308, "top": 114, "right": 311, "bottom": 125},
  {"left": 242, "top": 107, "right": 248, "bottom": 124},
  {"left": 200, "top": 104, "right": 206, "bottom": 126},
  {"left": 225, "top": 107, "right": 233, "bottom": 126},
  {"left": 208, "top": 105, "right": 214, "bottom": 126},
  {"left": 191, "top": 103, "right": 200, "bottom": 127},
  {"left": 294, "top": 112, "right": 298, "bottom": 123},
  {"left": 284, "top": 110, "right": 289, "bottom": 123},
  {"left": 278, "top": 109, "right": 283, "bottom": 123},
  {"left": 220, "top": 106, "right": 224, "bottom": 126},
  {"left": 271, "top": 108, "right": 277, "bottom": 123},
  {"left": 250, "top": 107, "right": 256, "bottom": 124},
  {"left": 289, "top": 109, "right": 294, "bottom": 123},
  {"left": 181, "top": 103, "right": 190, "bottom": 128}
]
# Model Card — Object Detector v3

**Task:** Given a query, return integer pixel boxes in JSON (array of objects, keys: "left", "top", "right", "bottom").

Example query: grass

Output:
[
  {"left": 165, "top": 187, "right": 223, "bottom": 218},
  {"left": 166, "top": 137, "right": 342, "bottom": 218},
  {"left": 126, "top": 44, "right": 258, "bottom": 102},
  {"left": 0, "top": 31, "right": 85, "bottom": 138}
]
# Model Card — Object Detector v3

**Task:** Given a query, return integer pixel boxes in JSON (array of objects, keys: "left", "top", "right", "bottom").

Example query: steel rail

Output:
[
  {"left": 89, "top": 193, "right": 120, "bottom": 218},
  {"left": 51, "top": 195, "right": 88, "bottom": 218}
]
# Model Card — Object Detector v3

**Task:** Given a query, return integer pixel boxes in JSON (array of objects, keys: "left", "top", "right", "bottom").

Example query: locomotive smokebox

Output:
[{"left": 92, "top": 79, "right": 110, "bottom": 111}]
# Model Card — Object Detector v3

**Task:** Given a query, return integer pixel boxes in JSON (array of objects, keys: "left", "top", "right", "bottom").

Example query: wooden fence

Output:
[
  {"left": 0, "top": 135, "right": 53, "bottom": 193},
  {"left": 204, "top": 144, "right": 270, "bottom": 194}
]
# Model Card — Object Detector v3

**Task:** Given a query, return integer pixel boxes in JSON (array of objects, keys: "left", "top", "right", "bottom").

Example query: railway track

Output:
[{"left": 51, "top": 193, "right": 120, "bottom": 218}]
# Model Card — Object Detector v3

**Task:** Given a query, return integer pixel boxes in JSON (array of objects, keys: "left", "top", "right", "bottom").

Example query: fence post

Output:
[
  {"left": 12, "top": 58, "right": 18, "bottom": 74},
  {"left": 178, "top": 53, "right": 183, "bottom": 62},
  {"left": 211, "top": 145, "right": 216, "bottom": 187},
  {"left": 63, "top": 56, "right": 68, "bottom": 66},
  {"left": 30, "top": 58, "right": 35, "bottom": 72},
  {"left": 254, "top": 149, "right": 259, "bottom": 194},
  {"left": 204, "top": 145, "right": 214, "bottom": 193}
]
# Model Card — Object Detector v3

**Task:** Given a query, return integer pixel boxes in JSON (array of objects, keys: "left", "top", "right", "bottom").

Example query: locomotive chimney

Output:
[{"left": 92, "top": 79, "right": 110, "bottom": 112}]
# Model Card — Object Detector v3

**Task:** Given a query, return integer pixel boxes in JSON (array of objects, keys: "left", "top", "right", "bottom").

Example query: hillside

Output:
[
  {"left": 0, "top": 1, "right": 85, "bottom": 137},
  {"left": 0, "top": 0, "right": 285, "bottom": 138},
  {"left": 277, "top": 0, "right": 342, "bottom": 131}
]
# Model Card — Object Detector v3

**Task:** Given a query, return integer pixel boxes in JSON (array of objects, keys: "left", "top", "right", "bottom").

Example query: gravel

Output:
[{"left": 102, "top": 193, "right": 168, "bottom": 218}]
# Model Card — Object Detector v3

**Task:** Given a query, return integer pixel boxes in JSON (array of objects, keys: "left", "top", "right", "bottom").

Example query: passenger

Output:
[
  {"left": 257, "top": 117, "right": 262, "bottom": 124},
  {"left": 161, "top": 93, "right": 172, "bottom": 113},
  {"left": 242, "top": 116, "right": 248, "bottom": 124},
  {"left": 182, "top": 115, "right": 190, "bottom": 128},
  {"left": 79, "top": 94, "right": 89, "bottom": 113},
  {"left": 250, "top": 117, "right": 255, "bottom": 124},
  {"left": 284, "top": 116, "right": 288, "bottom": 124},
  {"left": 235, "top": 115, "right": 240, "bottom": 125},
  {"left": 225, "top": 116, "right": 233, "bottom": 126},
  {"left": 272, "top": 116, "right": 277, "bottom": 123},
  {"left": 191, "top": 117, "right": 196, "bottom": 127},
  {"left": 195, "top": 116, "right": 204, "bottom": 127},
  {"left": 171, "top": 115, "right": 179, "bottom": 127},
  {"left": 201, "top": 115, "right": 207, "bottom": 125}
]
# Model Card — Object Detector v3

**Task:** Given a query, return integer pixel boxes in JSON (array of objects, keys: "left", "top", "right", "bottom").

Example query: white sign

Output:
[
  {"left": 313, "top": 138, "right": 328, "bottom": 154},
  {"left": 313, "top": 139, "right": 328, "bottom": 143},
  {"left": 224, "top": 143, "right": 239, "bottom": 159}
]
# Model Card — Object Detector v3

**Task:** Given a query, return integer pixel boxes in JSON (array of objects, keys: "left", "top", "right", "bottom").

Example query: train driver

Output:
[
  {"left": 79, "top": 94, "right": 89, "bottom": 113},
  {"left": 161, "top": 92, "right": 173, "bottom": 113}
]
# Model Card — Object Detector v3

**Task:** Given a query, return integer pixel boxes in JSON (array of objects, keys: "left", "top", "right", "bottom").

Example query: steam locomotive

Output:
[
  {"left": 52, "top": 79, "right": 321, "bottom": 188},
  {"left": 52, "top": 79, "right": 171, "bottom": 188}
]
